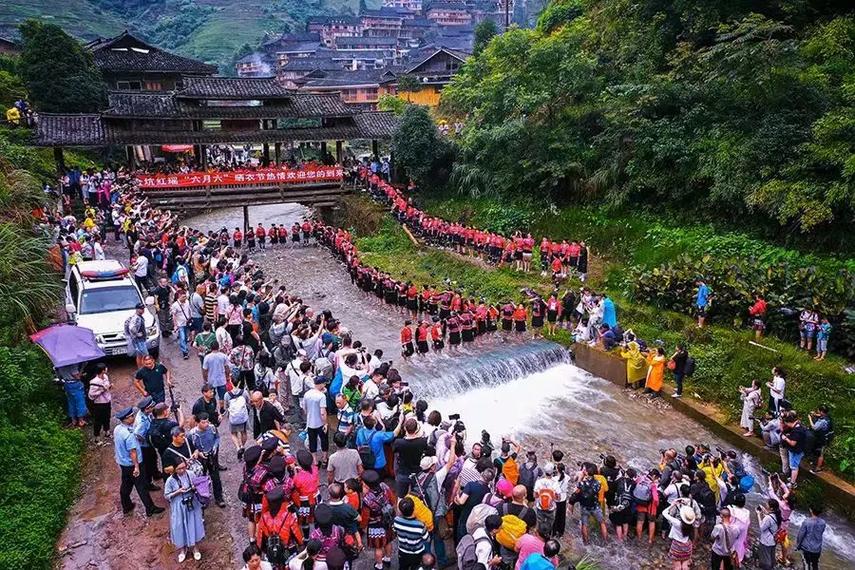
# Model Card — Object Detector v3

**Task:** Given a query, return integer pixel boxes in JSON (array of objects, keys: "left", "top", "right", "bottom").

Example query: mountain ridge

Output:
[{"left": 0, "top": 0, "right": 382, "bottom": 71}]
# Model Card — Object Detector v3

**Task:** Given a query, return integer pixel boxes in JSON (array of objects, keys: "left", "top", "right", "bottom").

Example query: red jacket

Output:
[{"left": 749, "top": 299, "right": 767, "bottom": 317}]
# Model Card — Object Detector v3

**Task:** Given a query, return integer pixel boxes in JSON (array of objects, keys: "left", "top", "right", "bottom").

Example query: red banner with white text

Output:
[{"left": 136, "top": 165, "right": 343, "bottom": 189}]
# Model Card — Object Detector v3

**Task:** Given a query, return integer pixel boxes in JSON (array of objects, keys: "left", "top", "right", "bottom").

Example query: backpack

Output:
[
  {"left": 501, "top": 456, "right": 520, "bottom": 485},
  {"left": 482, "top": 492, "right": 504, "bottom": 509},
  {"left": 518, "top": 462, "right": 539, "bottom": 493},
  {"left": 264, "top": 512, "right": 293, "bottom": 564},
  {"left": 314, "top": 356, "right": 333, "bottom": 380},
  {"left": 406, "top": 494, "right": 435, "bottom": 532},
  {"left": 537, "top": 486, "right": 557, "bottom": 511},
  {"left": 410, "top": 472, "right": 435, "bottom": 506},
  {"left": 466, "top": 503, "right": 498, "bottom": 535},
  {"left": 358, "top": 431, "right": 379, "bottom": 469},
  {"left": 575, "top": 478, "right": 599, "bottom": 509},
  {"left": 227, "top": 390, "right": 248, "bottom": 425},
  {"left": 632, "top": 478, "right": 652, "bottom": 505},
  {"left": 616, "top": 479, "right": 634, "bottom": 511},
  {"left": 147, "top": 418, "right": 173, "bottom": 452},
  {"left": 495, "top": 504, "right": 529, "bottom": 549},
  {"left": 684, "top": 357, "right": 696, "bottom": 377},
  {"left": 456, "top": 534, "right": 491, "bottom": 570},
  {"left": 694, "top": 485, "right": 716, "bottom": 516}
]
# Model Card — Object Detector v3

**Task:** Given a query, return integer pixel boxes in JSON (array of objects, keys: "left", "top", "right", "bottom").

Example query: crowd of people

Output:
[
  {"left": 362, "top": 171, "right": 589, "bottom": 282},
  {"left": 44, "top": 161, "right": 833, "bottom": 570}
]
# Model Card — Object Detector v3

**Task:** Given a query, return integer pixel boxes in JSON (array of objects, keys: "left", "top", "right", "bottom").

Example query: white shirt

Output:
[
  {"left": 533, "top": 476, "right": 561, "bottom": 511},
  {"left": 133, "top": 255, "right": 148, "bottom": 277},
  {"left": 771, "top": 376, "right": 786, "bottom": 401},
  {"left": 472, "top": 527, "right": 494, "bottom": 565},
  {"left": 362, "top": 378, "right": 379, "bottom": 400},
  {"left": 216, "top": 294, "right": 230, "bottom": 316},
  {"left": 93, "top": 241, "right": 105, "bottom": 260},
  {"left": 302, "top": 388, "right": 327, "bottom": 429},
  {"left": 215, "top": 326, "right": 232, "bottom": 353},
  {"left": 170, "top": 299, "right": 191, "bottom": 327}
]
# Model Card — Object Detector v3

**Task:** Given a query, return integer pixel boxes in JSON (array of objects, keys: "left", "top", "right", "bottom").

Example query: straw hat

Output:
[{"left": 679, "top": 506, "right": 697, "bottom": 525}]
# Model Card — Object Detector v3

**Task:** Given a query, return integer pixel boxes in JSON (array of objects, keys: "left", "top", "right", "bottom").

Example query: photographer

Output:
[
  {"left": 808, "top": 406, "right": 833, "bottom": 473},
  {"left": 164, "top": 460, "right": 206, "bottom": 562},
  {"left": 756, "top": 499, "right": 783, "bottom": 570}
]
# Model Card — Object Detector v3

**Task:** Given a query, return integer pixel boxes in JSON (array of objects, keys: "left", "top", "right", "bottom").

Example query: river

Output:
[{"left": 185, "top": 203, "right": 855, "bottom": 569}]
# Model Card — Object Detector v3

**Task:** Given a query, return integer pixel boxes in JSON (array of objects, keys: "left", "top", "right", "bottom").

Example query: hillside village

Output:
[{"left": 234, "top": 0, "right": 525, "bottom": 107}]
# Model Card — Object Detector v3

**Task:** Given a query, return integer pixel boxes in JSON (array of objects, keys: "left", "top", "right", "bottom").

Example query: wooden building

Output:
[{"left": 85, "top": 31, "right": 217, "bottom": 92}]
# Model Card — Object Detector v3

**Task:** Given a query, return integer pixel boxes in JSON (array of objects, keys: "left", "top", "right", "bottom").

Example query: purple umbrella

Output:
[{"left": 30, "top": 324, "right": 106, "bottom": 368}]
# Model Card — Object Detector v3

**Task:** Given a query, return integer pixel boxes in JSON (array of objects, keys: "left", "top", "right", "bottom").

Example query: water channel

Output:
[{"left": 185, "top": 203, "right": 855, "bottom": 569}]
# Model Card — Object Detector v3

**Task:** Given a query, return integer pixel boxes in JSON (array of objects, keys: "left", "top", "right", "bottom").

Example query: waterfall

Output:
[{"left": 411, "top": 340, "right": 572, "bottom": 399}]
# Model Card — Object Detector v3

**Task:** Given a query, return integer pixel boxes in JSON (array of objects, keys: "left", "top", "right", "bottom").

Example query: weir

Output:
[{"left": 409, "top": 340, "right": 571, "bottom": 398}]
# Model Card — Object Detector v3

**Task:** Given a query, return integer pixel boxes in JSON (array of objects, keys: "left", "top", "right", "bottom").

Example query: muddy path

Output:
[{"left": 57, "top": 240, "right": 239, "bottom": 570}]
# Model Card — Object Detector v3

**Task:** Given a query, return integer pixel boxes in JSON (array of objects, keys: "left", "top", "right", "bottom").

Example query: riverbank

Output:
[{"left": 335, "top": 191, "right": 855, "bottom": 493}]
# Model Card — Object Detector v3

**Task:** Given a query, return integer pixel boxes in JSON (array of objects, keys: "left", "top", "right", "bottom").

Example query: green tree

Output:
[
  {"left": 0, "top": 71, "right": 27, "bottom": 110},
  {"left": 377, "top": 94, "right": 407, "bottom": 115},
  {"left": 18, "top": 20, "right": 106, "bottom": 113},
  {"left": 473, "top": 18, "right": 498, "bottom": 56},
  {"left": 393, "top": 105, "right": 450, "bottom": 187},
  {"left": 396, "top": 74, "right": 421, "bottom": 103},
  {"left": 441, "top": 1, "right": 855, "bottom": 243}
]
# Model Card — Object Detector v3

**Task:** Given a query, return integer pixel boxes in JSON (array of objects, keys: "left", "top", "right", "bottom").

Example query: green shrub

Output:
[{"left": 0, "top": 345, "right": 84, "bottom": 568}]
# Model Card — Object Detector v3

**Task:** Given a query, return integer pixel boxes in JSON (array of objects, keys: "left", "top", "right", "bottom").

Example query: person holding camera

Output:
[
  {"left": 738, "top": 380, "right": 762, "bottom": 437},
  {"left": 756, "top": 499, "right": 784, "bottom": 570},
  {"left": 808, "top": 406, "right": 833, "bottom": 473},
  {"left": 164, "top": 460, "right": 206, "bottom": 562}
]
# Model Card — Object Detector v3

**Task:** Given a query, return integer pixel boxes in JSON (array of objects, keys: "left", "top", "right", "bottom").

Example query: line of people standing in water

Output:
[{"left": 359, "top": 169, "right": 590, "bottom": 281}]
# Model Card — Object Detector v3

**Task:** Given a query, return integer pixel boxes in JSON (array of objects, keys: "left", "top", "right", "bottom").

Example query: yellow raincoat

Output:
[{"left": 620, "top": 341, "right": 647, "bottom": 384}]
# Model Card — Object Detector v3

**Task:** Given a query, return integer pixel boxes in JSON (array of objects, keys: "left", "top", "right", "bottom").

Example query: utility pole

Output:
[{"left": 505, "top": 0, "right": 510, "bottom": 30}]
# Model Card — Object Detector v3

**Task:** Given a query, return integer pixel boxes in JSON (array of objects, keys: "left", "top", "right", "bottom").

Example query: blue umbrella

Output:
[{"left": 30, "top": 324, "right": 106, "bottom": 368}]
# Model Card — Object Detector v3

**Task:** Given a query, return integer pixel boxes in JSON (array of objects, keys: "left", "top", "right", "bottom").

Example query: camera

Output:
[{"left": 182, "top": 490, "right": 195, "bottom": 510}]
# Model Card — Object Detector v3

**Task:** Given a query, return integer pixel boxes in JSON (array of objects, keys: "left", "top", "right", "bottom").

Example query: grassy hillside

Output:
[
  {"left": 0, "top": 1, "right": 125, "bottom": 40},
  {"left": 0, "top": 0, "right": 382, "bottom": 70}
]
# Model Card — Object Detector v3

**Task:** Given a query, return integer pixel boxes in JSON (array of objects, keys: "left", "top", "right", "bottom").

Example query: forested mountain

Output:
[
  {"left": 0, "top": 0, "right": 381, "bottom": 71},
  {"left": 441, "top": 0, "right": 855, "bottom": 244}
]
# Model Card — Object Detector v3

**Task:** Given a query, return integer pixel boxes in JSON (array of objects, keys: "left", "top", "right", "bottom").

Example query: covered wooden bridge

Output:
[{"left": 35, "top": 76, "right": 398, "bottom": 212}]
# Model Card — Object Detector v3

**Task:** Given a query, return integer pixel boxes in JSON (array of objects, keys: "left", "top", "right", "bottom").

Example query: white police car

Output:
[{"left": 65, "top": 259, "right": 160, "bottom": 357}]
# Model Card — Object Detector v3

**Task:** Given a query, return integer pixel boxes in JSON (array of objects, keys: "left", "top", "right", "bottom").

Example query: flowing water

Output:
[{"left": 184, "top": 203, "right": 855, "bottom": 569}]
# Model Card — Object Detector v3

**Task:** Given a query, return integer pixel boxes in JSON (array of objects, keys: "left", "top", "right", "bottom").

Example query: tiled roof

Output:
[
  {"left": 334, "top": 36, "right": 397, "bottom": 48},
  {"left": 176, "top": 77, "right": 292, "bottom": 99},
  {"left": 35, "top": 114, "right": 104, "bottom": 146},
  {"left": 35, "top": 112, "right": 398, "bottom": 146},
  {"left": 331, "top": 50, "right": 393, "bottom": 60},
  {"left": 406, "top": 46, "right": 469, "bottom": 73},
  {"left": 307, "top": 15, "right": 361, "bottom": 26},
  {"left": 88, "top": 31, "right": 216, "bottom": 74},
  {"left": 301, "top": 69, "right": 388, "bottom": 88},
  {"left": 102, "top": 92, "right": 353, "bottom": 119},
  {"left": 352, "top": 112, "right": 399, "bottom": 139},
  {"left": 262, "top": 32, "right": 320, "bottom": 48},
  {"left": 272, "top": 41, "right": 323, "bottom": 54},
  {"left": 279, "top": 58, "right": 342, "bottom": 72},
  {"left": 425, "top": 1, "right": 468, "bottom": 10},
  {"left": 289, "top": 94, "right": 353, "bottom": 117}
]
